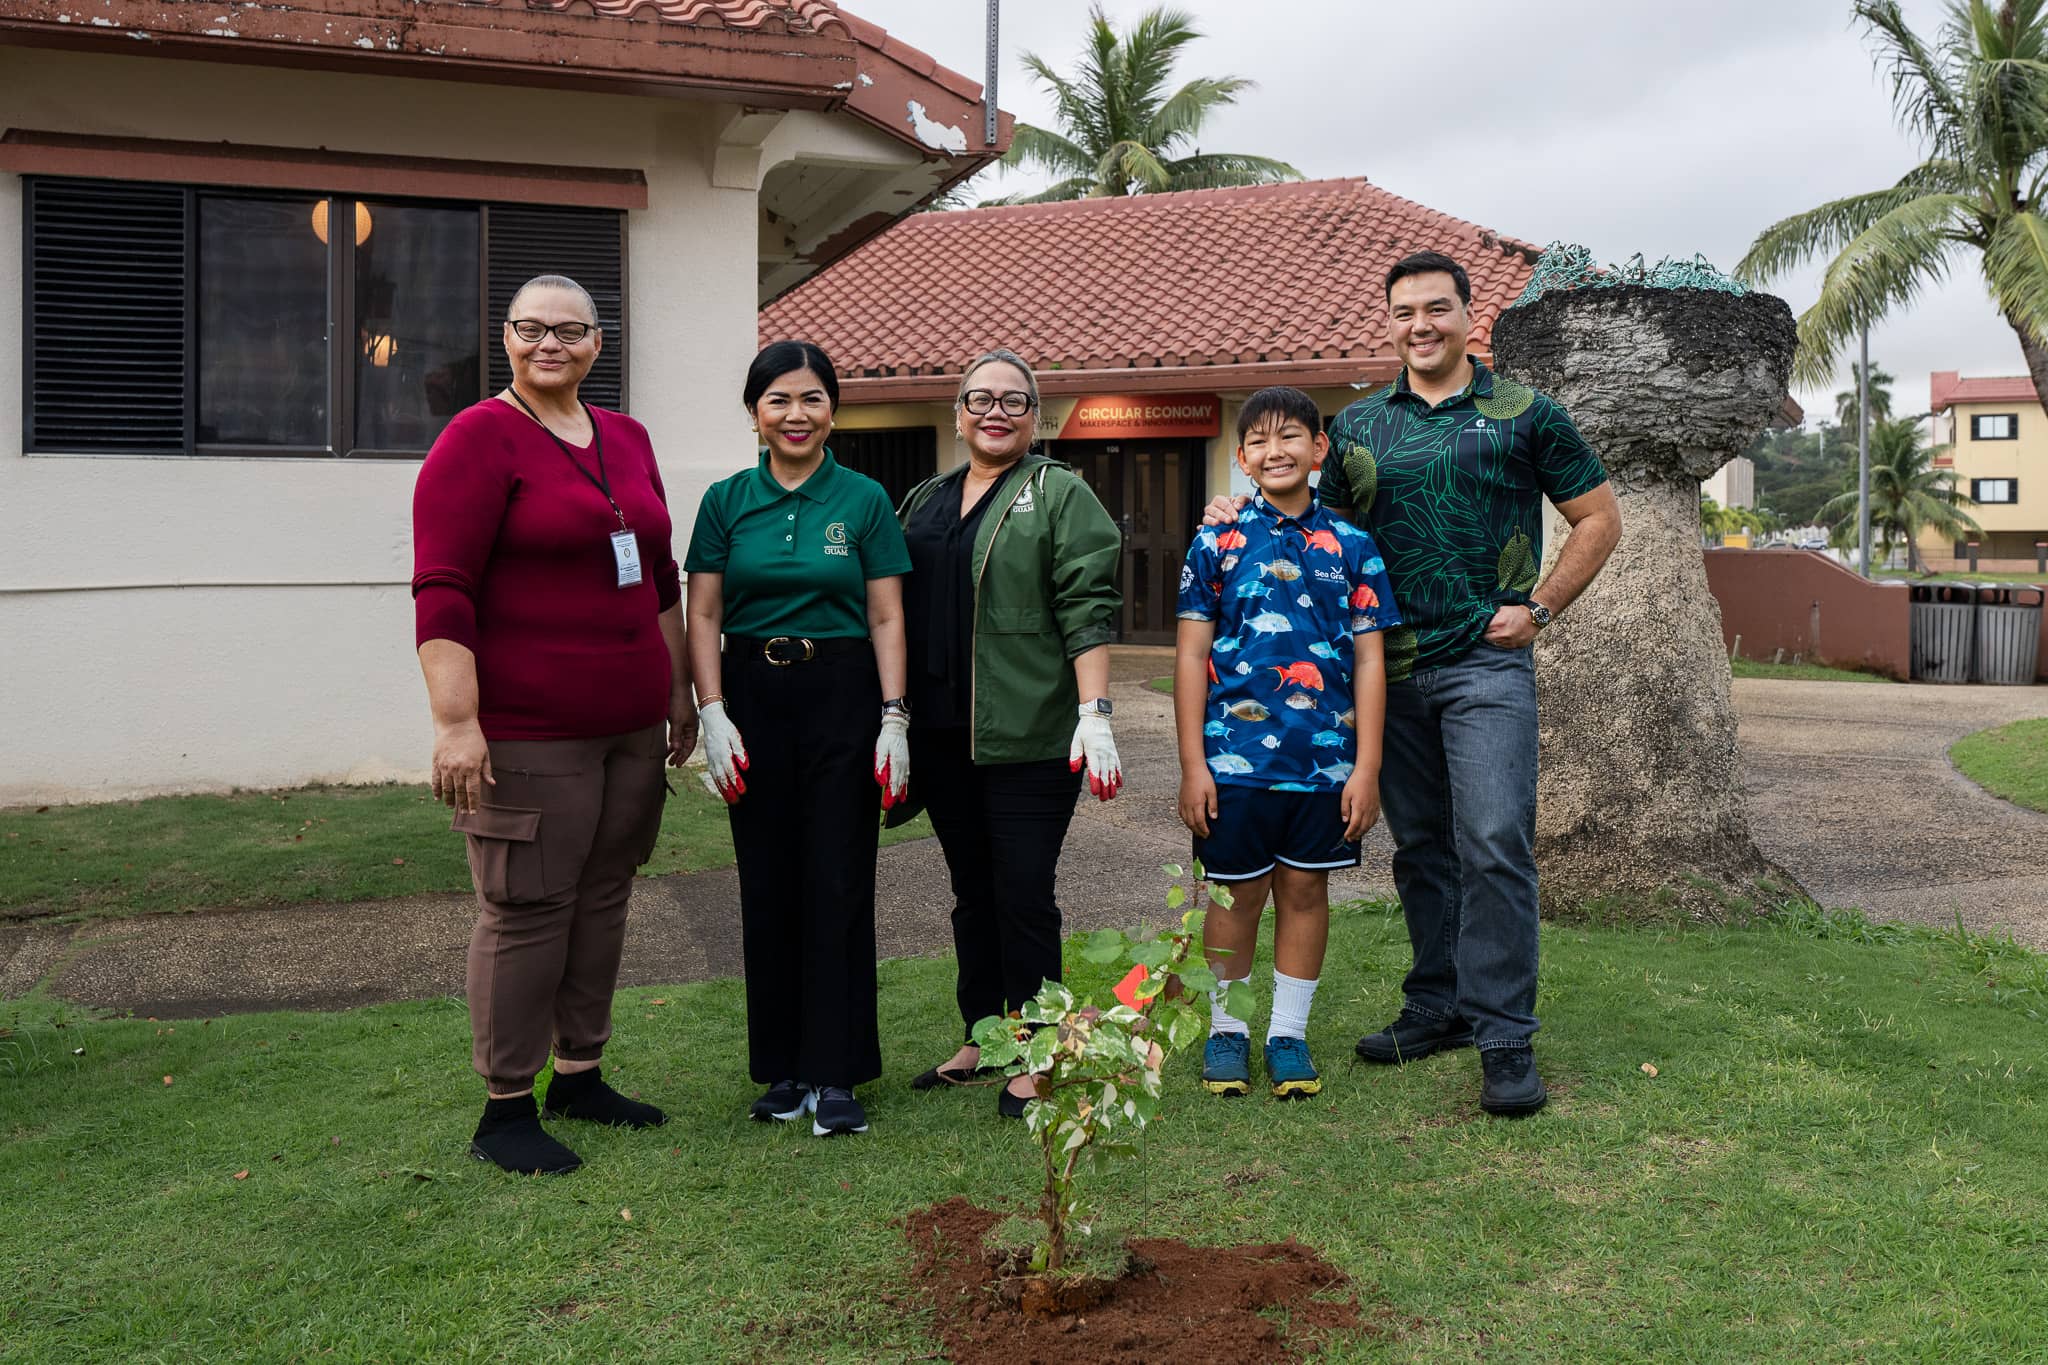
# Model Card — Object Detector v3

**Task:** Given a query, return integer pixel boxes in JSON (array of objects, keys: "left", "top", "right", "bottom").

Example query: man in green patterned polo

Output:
[{"left": 1207, "top": 251, "right": 1621, "bottom": 1116}]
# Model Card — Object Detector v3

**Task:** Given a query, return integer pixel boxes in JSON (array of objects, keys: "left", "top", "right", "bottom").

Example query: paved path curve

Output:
[
  {"left": 1737, "top": 677, "right": 2048, "bottom": 948},
  {"left": 4, "top": 661, "right": 2044, "bottom": 1016}
]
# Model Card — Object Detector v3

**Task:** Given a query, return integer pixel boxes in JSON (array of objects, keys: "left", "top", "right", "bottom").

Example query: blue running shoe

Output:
[
  {"left": 1264, "top": 1036, "right": 1321, "bottom": 1099},
  {"left": 1202, "top": 1031, "right": 1252, "bottom": 1097}
]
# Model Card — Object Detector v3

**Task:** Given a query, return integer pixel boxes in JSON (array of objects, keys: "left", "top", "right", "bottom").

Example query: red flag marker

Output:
[{"left": 1113, "top": 965, "right": 1148, "bottom": 1011}]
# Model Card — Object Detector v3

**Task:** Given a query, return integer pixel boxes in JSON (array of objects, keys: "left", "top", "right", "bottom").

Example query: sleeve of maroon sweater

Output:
[
  {"left": 644, "top": 443, "right": 684, "bottom": 613},
  {"left": 412, "top": 406, "right": 512, "bottom": 652}
]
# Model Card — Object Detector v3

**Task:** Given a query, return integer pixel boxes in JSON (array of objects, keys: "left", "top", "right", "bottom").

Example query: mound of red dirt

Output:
[{"left": 903, "top": 1196, "right": 1374, "bottom": 1363}]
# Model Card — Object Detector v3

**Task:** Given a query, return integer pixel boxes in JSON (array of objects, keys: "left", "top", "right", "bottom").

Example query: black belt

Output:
[{"left": 726, "top": 634, "right": 869, "bottom": 667}]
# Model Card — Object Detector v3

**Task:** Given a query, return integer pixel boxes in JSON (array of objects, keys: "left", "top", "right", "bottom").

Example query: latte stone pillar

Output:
[{"left": 1488, "top": 284, "right": 1800, "bottom": 919}]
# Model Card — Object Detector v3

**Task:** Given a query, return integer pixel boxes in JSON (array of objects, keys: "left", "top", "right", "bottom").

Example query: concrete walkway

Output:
[{"left": 4, "top": 662, "right": 2044, "bottom": 1017}]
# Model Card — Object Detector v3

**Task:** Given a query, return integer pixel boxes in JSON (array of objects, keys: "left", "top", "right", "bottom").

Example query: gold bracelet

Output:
[{"left": 696, "top": 693, "right": 725, "bottom": 710}]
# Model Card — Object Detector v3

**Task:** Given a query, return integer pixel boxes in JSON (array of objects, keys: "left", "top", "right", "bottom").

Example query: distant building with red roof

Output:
[
  {"left": 1924, "top": 371, "right": 2047, "bottom": 570},
  {"left": 761, "top": 176, "right": 1542, "bottom": 640}
]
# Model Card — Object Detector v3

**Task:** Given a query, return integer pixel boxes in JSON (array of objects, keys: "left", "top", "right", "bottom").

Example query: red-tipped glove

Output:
[
  {"left": 697, "top": 699, "right": 749, "bottom": 804},
  {"left": 1069, "top": 708, "right": 1123, "bottom": 802},
  {"left": 875, "top": 710, "right": 910, "bottom": 808}
]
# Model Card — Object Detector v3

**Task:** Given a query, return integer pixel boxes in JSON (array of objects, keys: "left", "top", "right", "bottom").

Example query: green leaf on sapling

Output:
[
  {"left": 1165, "top": 1009, "right": 1203, "bottom": 1050},
  {"left": 1165, "top": 884, "right": 1186, "bottom": 911},
  {"left": 1223, "top": 981, "right": 1258, "bottom": 1021},
  {"left": 1210, "top": 882, "right": 1235, "bottom": 909},
  {"left": 1129, "top": 941, "right": 1172, "bottom": 969},
  {"left": 1179, "top": 965, "right": 1218, "bottom": 994},
  {"left": 1025, "top": 1029, "right": 1059, "bottom": 1072},
  {"left": 1080, "top": 928, "right": 1127, "bottom": 964},
  {"left": 1161, "top": 863, "right": 1184, "bottom": 879}
]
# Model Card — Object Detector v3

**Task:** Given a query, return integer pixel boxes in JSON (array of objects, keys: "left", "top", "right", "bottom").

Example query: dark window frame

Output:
[
  {"left": 1971, "top": 477, "right": 2019, "bottom": 504},
  {"left": 24, "top": 175, "right": 628, "bottom": 460},
  {"left": 1971, "top": 412, "right": 2018, "bottom": 441}
]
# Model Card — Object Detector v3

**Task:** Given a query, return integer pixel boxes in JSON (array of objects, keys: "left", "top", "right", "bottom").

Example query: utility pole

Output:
[{"left": 1857, "top": 325, "right": 1872, "bottom": 576}]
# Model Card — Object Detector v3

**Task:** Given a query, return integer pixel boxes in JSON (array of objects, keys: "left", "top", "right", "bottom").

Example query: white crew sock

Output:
[
  {"left": 1267, "top": 970, "right": 1320, "bottom": 1041},
  {"left": 1208, "top": 975, "right": 1252, "bottom": 1036}
]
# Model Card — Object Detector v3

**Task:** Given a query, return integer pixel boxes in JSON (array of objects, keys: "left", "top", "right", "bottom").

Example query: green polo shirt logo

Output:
[{"left": 824, "top": 521, "right": 849, "bottom": 556}]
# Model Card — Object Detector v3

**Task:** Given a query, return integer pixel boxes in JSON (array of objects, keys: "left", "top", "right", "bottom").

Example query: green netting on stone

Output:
[{"left": 1511, "top": 242, "right": 1750, "bottom": 308}]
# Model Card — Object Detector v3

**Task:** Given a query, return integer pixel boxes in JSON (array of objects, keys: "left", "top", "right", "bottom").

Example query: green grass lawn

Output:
[
  {"left": 1, "top": 783, "right": 930, "bottom": 922},
  {"left": 1730, "top": 656, "right": 1896, "bottom": 684},
  {"left": 5, "top": 902, "right": 2044, "bottom": 1361},
  {"left": 1147, "top": 674, "right": 1175, "bottom": 694},
  {"left": 1950, "top": 717, "right": 2048, "bottom": 814}
]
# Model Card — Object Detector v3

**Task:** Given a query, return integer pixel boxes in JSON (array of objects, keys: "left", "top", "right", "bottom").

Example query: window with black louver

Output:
[
  {"left": 485, "top": 204, "right": 627, "bottom": 413},
  {"left": 26, "top": 179, "right": 189, "bottom": 453}
]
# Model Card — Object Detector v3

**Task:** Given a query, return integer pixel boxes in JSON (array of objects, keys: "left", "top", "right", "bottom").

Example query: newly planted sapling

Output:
[{"left": 971, "top": 862, "right": 1258, "bottom": 1274}]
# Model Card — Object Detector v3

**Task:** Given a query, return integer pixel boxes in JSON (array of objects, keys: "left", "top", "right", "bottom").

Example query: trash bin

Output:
[
  {"left": 1974, "top": 584, "right": 2044, "bottom": 685},
  {"left": 1910, "top": 584, "right": 1976, "bottom": 683}
]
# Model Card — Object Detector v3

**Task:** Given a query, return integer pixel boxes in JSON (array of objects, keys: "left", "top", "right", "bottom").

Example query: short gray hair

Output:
[
  {"left": 509, "top": 274, "right": 599, "bottom": 327},
  {"left": 955, "top": 348, "right": 1039, "bottom": 411}
]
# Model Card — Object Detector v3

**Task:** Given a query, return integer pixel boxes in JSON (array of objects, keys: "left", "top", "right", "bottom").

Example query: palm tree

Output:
[
  {"left": 1815, "top": 416, "right": 1980, "bottom": 571},
  {"left": 990, "top": 5, "right": 1301, "bottom": 205},
  {"left": 1738, "top": 1, "right": 2048, "bottom": 405},
  {"left": 1834, "top": 360, "right": 1897, "bottom": 431}
]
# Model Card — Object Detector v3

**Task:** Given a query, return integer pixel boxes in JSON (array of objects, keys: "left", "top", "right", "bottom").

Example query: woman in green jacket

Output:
[{"left": 898, "top": 348, "right": 1124, "bottom": 1119}]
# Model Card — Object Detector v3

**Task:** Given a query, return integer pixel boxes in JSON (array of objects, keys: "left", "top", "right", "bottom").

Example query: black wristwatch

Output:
[
  {"left": 1080, "top": 698, "right": 1112, "bottom": 717},
  {"left": 1525, "top": 601, "right": 1553, "bottom": 630},
  {"left": 881, "top": 697, "right": 910, "bottom": 716}
]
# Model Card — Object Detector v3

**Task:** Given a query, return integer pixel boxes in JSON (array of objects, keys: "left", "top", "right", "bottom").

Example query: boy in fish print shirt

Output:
[{"left": 1173, "top": 386, "right": 1400, "bottom": 1099}]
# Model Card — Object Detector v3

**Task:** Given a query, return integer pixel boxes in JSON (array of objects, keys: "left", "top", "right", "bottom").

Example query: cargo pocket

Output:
[{"left": 452, "top": 804, "right": 545, "bottom": 904}]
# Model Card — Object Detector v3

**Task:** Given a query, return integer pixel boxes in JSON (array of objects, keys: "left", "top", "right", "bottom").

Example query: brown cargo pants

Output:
[{"left": 453, "top": 723, "right": 668, "bottom": 1093}]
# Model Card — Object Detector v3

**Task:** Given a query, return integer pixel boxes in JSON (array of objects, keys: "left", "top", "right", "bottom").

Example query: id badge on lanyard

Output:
[{"left": 610, "top": 527, "right": 643, "bottom": 588}]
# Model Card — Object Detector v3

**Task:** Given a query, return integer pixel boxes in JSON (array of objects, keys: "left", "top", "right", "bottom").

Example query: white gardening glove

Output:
[
  {"left": 874, "top": 710, "right": 910, "bottom": 809},
  {"left": 697, "top": 699, "right": 749, "bottom": 804},
  {"left": 1068, "top": 707, "right": 1123, "bottom": 802}
]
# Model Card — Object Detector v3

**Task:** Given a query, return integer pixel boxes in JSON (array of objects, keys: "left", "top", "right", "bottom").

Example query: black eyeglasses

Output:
[
  {"left": 961, "top": 389, "right": 1036, "bottom": 417},
  {"left": 508, "top": 319, "right": 597, "bottom": 345}
]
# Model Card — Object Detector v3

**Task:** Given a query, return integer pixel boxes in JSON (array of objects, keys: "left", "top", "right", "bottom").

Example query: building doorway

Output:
[{"left": 1060, "top": 438, "right": 1204, "bottom": 645}]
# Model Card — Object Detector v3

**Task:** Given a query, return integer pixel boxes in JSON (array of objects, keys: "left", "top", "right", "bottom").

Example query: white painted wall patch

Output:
[{"left": 905, "top": 100, "right": 967, "bottom": 154}]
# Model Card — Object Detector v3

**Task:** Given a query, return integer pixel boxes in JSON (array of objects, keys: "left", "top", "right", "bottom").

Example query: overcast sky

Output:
[{"left": 846, "top": 0, "right": 2003, "bottom": 424}]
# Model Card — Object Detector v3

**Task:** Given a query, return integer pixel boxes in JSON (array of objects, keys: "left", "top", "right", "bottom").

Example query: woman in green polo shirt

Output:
[{"left": 684, "top": 340, "right": 911, "bottom": 1139}]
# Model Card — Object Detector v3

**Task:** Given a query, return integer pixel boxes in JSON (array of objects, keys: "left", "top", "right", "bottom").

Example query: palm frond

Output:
[
  {"left": 1981, "top": 209, "right": 2048, "bottom": 344},
  {"left": 982, "top": 176, "right": 1100, "bottom": 207},
  {"left": 1737, "top": 183, "right": 1971, "bottom": 285},
  {"left": 999, "top": 123, "right": 1097, "bottom": 181},
  {"left": 1855, "top": 0, "right": 1965, "bottom": 149},
  {"left": 1161, "top": 152, "right": 1304, "bottom": 191},
  {"left": 1144, "top": 76, "right": 1254, "bottom": 153},
  {"left": 1791, "top": 193, "right": 1973, "bottom": 386},
  {"left": 1094, "top": 139, "right": 1174, "bottom": 195}
]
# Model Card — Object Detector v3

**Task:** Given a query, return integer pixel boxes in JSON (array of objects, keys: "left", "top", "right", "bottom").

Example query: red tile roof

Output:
[
  {"left": 759, "top": 177, "right": 1542, "bottom": 396},
  {"left": 516, "top": 0, "right": 847, "bottom": 33},
  {"left": 1930, "top": 370, "right": 2039, "bottom": 413}
]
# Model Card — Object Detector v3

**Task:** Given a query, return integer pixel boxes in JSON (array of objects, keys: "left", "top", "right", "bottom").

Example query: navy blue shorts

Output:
[{"left": 1193, "top": 785, "right": 1360, "bottom": 883}]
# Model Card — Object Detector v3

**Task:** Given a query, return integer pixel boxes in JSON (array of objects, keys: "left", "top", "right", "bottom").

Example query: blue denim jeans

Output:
[{"left": 1379, "top": 641, "right": 1539, "bottom": 1050}]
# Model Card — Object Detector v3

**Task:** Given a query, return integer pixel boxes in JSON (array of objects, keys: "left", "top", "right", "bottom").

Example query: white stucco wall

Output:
[{"left": 0, "top": 48, "right": 912, "bottom": 804}]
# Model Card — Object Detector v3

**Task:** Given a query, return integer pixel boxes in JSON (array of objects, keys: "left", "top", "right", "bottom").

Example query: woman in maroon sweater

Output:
[{"left": 412, "top": 274, "right": 694, "bottom": 1176}]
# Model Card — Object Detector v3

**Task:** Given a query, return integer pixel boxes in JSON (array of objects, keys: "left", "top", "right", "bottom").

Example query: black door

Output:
[
  {"left": 831, "top": 427, "right": 937, "bottom": 508},
  {"left": 1060, "top": 438, "right": 1203, "bottom": 645}
]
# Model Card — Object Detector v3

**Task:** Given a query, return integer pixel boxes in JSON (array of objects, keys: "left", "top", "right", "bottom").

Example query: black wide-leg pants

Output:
[
  {"left": 910, "top": 726, "right": 1083, "bottom": 1042},
  {"left": 725, "top": 642, "right": 883, "bottom": 1089}
]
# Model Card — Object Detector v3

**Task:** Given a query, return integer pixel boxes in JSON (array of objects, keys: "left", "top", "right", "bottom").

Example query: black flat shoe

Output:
[
  {"left": 997, "top": 1086, "right": 1032, "bottom": 1120},
  {"left": 911, "top": 1061, "right": 999, "bottom": 1091}
]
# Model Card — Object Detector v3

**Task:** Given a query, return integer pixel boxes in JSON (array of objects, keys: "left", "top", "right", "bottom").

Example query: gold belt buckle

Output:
[{"left": 764, "top": 636, "right": 814, "bottom": 666}]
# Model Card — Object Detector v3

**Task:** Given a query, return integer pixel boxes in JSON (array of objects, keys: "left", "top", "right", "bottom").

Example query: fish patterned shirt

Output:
[{"left": 1176, "top": 493, "right": 1400, "bottom": 791}]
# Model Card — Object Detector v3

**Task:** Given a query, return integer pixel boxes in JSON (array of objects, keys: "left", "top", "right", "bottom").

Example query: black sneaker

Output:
[
  {"left": 1354, "top": 1007, "right": 1475, "bottom": 1064},
  {"left": 750, "top": 1079, "right": 813, "bottom": 1123},
  {"left": 471, "top": 1094, "right": 582, "bottom": 1175},
  {"left": 812, "top": 1086, "right": 869, "bottom": 1136},
  {"left": 1479, "top": 1046, "right": 1547, "bottom": 1117}
]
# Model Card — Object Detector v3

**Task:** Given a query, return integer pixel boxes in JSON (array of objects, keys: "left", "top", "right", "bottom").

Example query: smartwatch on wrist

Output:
[
  {"left": 1079, "top": 698, "right": 1112, "bottom": 718},
  {"left": 881, "top": 697, "right": 910, "bottom": 717}
]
